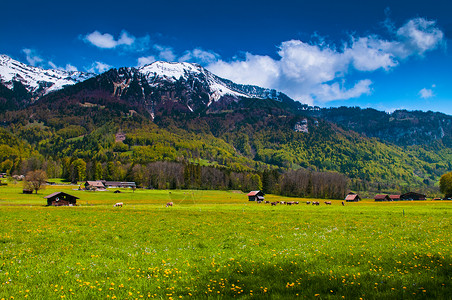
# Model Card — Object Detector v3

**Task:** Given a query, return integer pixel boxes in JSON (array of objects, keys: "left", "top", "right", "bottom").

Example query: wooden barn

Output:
[
  {"left": 345, "top": 193, "right": 361, "bottom": 202},
  {"left": 103, "top": 181, "right": 136, "bottom": 189},
  {"left": 44, "top": 192, "right": 79, "bottom": 206},
  {"left": 84, "top": 181, "right": 105, "bottom": 190},
  {"left": 374, "top": 194, "right": 391, "bottom": 201},
  {"left": 247, "top": 190, "right": 265, "bottom": 201},
  {"left": 389, "top": 195, "right": 400, "bottom": 201},
  {"left": 400, "top": 192, "right": 426, "bottom": 201}
]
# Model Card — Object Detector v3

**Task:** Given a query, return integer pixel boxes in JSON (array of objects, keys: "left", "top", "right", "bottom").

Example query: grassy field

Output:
[{"left": 0, "top": 182, "right": 451, "bottom": 299}]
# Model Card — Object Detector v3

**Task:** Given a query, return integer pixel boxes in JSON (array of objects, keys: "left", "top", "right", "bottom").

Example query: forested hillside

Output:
[{"left": 1, "top": 64, "right": 451, "bottom": 197}]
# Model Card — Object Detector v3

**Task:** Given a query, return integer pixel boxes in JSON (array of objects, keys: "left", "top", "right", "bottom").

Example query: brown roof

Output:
[
  {"left": 375, "top": 194, "right": 389, "bottom": 200},
  {"left": 247, "top": 191, "right": 262, "bottom": 196},
  {"left": 345, "top": 194, "right": 360, "bottom": 200},
  {"left": 86, "top": 181, "right": 105, "bottom": 188},
  {"left": 389, "top": 195, "right": 400, "bottom": 199},
  {"left": 44, "top": 192, "right": 79, "bottom": 199}
]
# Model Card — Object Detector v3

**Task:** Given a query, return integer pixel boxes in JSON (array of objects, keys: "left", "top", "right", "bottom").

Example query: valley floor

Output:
[{"left": 0, "top": 184, "right": 451, "bottom": 299}]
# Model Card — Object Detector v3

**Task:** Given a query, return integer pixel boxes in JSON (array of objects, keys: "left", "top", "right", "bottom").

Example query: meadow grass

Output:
[{"left": 0, "top": 183, "right": 451, "bottom": 299}]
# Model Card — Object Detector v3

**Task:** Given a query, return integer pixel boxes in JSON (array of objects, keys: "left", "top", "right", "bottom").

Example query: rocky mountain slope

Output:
[
  {"left": 0, "top": 55, "right": 94, "bottom": 102},
  {"left": 306, "top": 107, "right": 452, "bottom": 147}
]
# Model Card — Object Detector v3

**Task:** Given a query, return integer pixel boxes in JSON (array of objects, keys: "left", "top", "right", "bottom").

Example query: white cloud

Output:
[
  {"left": 345, "top": 37, "right": 398, "bottom": 71},
  {"left": 395, "top": 18, "right": 444, "bottom": 57},
  {"left": 314, "top": 79, "right": 373, "bottom": 102},
  {"left": 179, "top": 48, "right": 220, "bottom": 65},
  {"left": 84, "top": 30, "right": 147, "bottom": 51},
  {"left": 208, "top": 53, "right": 280, "bottom": 89},
  {"left": 22, "top": 48, "right": 44, "bottom": 66},
  {"left": 48, "top": 61, "right": 58, "bottom": 69},
  {"left": 65, "top": 64, "right": 78, "bottom": 72},
  {"left": 419, "top": 87, "right": 434, "bottom": 99},
  {"left": 85, "top": 31, "right": 118, "bottom": 49},
  {"left": 207, "top": 17, "right": 444, "bottom": 104},
  {"left": 154, "top": 45, "right": 176, "bottom": 61},
  {"left": 137, "top": 56, "right": 156, "bottom": 66},
  {"left": 87, "top": 61, "right": 112, "bottom": 74}
]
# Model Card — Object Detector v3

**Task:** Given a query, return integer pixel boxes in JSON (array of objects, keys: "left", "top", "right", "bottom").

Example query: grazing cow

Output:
[
  {"left": 271, "top": 202, "right": 277, "bottom": 206},
  {"left": 287, "top": 201, "right": 295, "bottom": 205},
  {"left": 324, "top": 201, "right": 332, "bottom": 205},
  {"left": 312, "top": 201, "right": 320, "bottom": 206},
  {"left": 342, "top": 201, "right": 345, "bottom": 206},
  {"left": 306, "top": 201, "right": 311, "bottom": 205},
  {"left": 257, "top": 200, "right": 262, "bottom": 204},
  {"left": 166, "top": 202, "right": 173, "bottom": 207},
  {"left": 113, "top": 202, "right": 123, "bottom": 207},
  {"left": 295, "top": 201, "right": 299, "bottom": 205},
  {"left": 265, "top": 201, "right": 270, "bottom": 204},
  {"left": 280, "top": 201, "right": 285, "bottom": 205}
]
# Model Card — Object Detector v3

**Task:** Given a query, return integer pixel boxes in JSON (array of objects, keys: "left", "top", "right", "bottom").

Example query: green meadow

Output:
[{"left": 0, "top": 183, "right": 451, "bottom": 299}]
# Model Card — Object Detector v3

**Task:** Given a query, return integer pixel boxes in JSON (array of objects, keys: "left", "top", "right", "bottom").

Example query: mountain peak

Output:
[{"left": 0, "top": 54, "right": 94, "bottom": 98}]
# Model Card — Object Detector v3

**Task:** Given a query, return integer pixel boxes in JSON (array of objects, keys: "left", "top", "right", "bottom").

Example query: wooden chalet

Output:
[
  {"left": 389, "top": 195, "right": 400, "bottom": 201},
  {"left": 103, "top": 181, "right": 136, "bottom": 189},
  {"left": 247, "top": 190, "right": 265, "bottom": 201},
  {"left": 374, "top": 194, "right": 391, "bottom": 201},
  {"left": 84, "top": 181, "right": 105, "bottom": 190},
  {"left": 345, "top": 193, "right": 361, "bottom": 202},
  {"left": 400, "top": 192, "right": 426, "bottom": 201},
  {"left": 44, "top": 192, "right": 79, "bottom": 206}
]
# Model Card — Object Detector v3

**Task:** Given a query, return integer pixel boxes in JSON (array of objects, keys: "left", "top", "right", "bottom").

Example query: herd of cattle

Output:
[
  {"left": 257, "top": 200, "right": 338, "bottom": 206},
  {"left": 114, "top": 200, "right": 342, "bottom": 207}
]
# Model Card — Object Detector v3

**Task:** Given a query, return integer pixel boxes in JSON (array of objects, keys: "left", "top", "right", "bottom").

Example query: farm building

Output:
[
  {"left": 247, "top": 190, "right": 265, "bottom": 201},
  {"left": 400, "top": 192, "right": 427, "bottom": 201},
  {"left": 345, "top": 193, "right": 361, "bottom": 202},
  {"left": 389, "top": 195, "right": 400, "bottom": 201},
  {"left": 44, "top": 192, "right": 79, "bottom": 206},
  {"left": 84, "top": 181, "right": 105, "bottom": 190},
  {"left": 103, "top": 181, "right": 136, "bottom": 189},
  {"left": 374, "top": 194, "right": 391, "bottom": 201}
]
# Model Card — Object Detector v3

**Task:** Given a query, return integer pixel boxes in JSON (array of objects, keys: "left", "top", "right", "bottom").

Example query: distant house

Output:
[
  {"left": 400, "top": 192, "right": 426, "bottom": 201},
  {"left": 247, "top": 190, "right": 265, "bottom": 201},
  {"left": 103, "top": 181, "right": 136, "bottom": 189},
  {"left": 345, "top": 193, "right": 361, "bottom": 202},
  {"left": 23, "top": 189, "right": 33, "bottom": 194},
  {"left": 374, "top": 194, "right": 391, "bottom": 201},
  {"left": 389, "top": 195, "right": 400, "bottom": 201},
  {"left": 44, "top": 192, "right": 79, "bottom": 206},
  {"left": 84, "top": 181, "right": 105, "bottom": 190}
]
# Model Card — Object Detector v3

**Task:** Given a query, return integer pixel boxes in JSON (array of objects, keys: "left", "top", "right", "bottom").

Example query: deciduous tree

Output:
[
  {"left": 439, "top": 172, "right": 452, "bottom": 198},
  {"left": 24, "top": 170, "right": 47, "bottom": 194}
]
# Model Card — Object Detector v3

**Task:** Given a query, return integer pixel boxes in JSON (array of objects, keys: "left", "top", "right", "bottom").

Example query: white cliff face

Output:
[{"left": 0, "top": 55, "right": 94, "bottom": 97}]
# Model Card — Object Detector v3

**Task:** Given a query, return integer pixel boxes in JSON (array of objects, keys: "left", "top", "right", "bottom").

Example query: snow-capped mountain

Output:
[
  {"left": 65, "top": 61, "right": 296, "bottom": 117},
  {"left": 136, "top": 61, "right": 288, "bottom": 104},
  {"left": 0, "top": 55, "right": 296, "bottom": 114},
  {"left": 0, "top": 54, "right": 94, "bottom": 98}
]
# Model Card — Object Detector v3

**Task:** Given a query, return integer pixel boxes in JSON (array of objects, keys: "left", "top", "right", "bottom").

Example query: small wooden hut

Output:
[
  {"left": 345, "top": 193, "right": 361, "bottom": 202},
  {"left": 374, "top": 194, "right": 391, "bottom": 201},
  {"left": 44, "top": 192, "right": 79, "bottom": 206},
  {"left": 400, "top": 192, "right": 426, "bottom": 201},
  {"left": 389, "top": 195, "right": 400, "bottom": 201},
  {"left": 84, "top": 181, "right": 105, "bottom": 190},
  {"left": 247, "top": 190, "right": 265, "bottom": 201}
]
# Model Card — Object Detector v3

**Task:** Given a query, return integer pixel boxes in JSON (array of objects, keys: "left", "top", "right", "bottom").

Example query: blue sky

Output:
[{"left": 1, "top": 0, "right": 451, "bottom": 114}]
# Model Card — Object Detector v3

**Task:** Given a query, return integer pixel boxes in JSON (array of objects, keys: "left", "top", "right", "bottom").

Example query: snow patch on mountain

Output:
[
  {"left": 138, "top": 61, "right": 250, "bottom": 103},
  {"left": 0, "top": 54, "right": 94, "bottom": 97}
]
